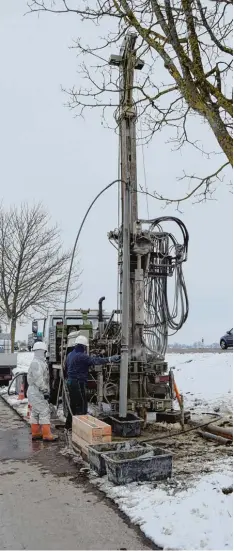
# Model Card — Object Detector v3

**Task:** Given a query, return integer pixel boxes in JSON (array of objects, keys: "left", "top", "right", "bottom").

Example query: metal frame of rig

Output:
[{"left": 44, "top": 32, "right": 189, "bottom": 420}]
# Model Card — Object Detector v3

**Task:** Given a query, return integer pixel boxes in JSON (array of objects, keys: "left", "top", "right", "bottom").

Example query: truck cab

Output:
[{"left": 45, "top": 308, "right": 112, "bottom": 365}]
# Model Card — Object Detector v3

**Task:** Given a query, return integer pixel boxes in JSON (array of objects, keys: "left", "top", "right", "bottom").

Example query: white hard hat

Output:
[
  {"left": 33, "top": 341, "right": 47, "bottom": 352},
  {"left": 75, "top": 335, "right": 88, "bottom": 347}
]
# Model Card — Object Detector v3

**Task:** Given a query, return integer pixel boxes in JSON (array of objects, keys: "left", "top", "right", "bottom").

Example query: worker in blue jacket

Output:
[
  {"left": 64, "top": 345, "right": 78, "bottom": 380},
  {"left": 65, "top": 334, "right": 120, "bottom": 430}
]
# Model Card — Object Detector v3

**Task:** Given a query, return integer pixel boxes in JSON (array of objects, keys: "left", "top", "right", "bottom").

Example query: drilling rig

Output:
[
  {"left": 48, "top": 32, "right": 189, "bottom": 421},
  {"left": 107, "top": 33, "right": 189, "bottom": 419}
]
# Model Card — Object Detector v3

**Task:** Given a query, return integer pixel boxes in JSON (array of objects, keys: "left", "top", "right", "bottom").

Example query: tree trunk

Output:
[
  {"left": 10, "top": 318, "right": 16, "bottom": 353},
  {"left": 205, "top": 106, "right": 233, "bottom": 166}
]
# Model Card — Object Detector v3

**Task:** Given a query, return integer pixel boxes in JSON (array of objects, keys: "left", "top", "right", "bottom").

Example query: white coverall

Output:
[{"left": 27, "top": 349, "right": 50, "bottom": 425}]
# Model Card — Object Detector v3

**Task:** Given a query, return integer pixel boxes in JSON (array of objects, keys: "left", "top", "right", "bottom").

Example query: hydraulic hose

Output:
[
  {"left": 142, "top": 216, "right": 189, "bottom": 358},
  {"left": 8, "top": 371, "right": 27, "bottom": 396}
]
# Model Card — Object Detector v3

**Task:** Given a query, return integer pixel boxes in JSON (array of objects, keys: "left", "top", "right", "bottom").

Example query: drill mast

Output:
[
  {"left": 110, "top": 34, "right": 144, "bottom": 416},
  {"left": 108, "top": 33, "right": 189, "bottom": 418}
]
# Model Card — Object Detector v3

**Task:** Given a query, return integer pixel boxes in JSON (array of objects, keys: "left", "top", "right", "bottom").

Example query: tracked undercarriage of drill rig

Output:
[{"left": 59, "top": 32, "right": 189, "bottom": 420}]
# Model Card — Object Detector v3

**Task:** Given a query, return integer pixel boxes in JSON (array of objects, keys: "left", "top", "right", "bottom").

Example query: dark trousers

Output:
[
  {"left": 48, "top": 364, "right": 60, "bottom": 406},
  {"left": 65, "top": 380, "right": 87, "bottom": 430}
]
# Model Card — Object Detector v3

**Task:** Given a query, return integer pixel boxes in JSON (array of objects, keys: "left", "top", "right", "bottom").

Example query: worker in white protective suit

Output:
[{"left": 27, "top": 341, "right": 58, "bottom": 441}]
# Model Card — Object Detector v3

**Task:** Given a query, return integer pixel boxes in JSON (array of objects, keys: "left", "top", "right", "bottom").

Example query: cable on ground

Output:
[{"left": 141, "top": 412, "right": 224, "bottom": 443}]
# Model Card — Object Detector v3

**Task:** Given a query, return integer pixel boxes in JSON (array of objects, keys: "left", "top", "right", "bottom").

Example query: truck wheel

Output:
[{"left": 220, "top": 339, "right": 227, "bottom": 350}]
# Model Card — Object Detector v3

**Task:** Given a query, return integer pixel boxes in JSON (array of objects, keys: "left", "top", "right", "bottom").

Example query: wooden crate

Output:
[
  {"left": 72, "top": 432, "right": 90, "bottom": 457},
  {"left": 72, "top": 414, "right": 112, "bottom": 444}
]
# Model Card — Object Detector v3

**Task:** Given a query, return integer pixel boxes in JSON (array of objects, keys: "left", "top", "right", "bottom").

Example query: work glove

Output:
[
  {"left": 43, "top": 392, "right": 50, "bottom": 401},
  {"left": 109, "top": 355, "right": 121, "bottom": 363}
]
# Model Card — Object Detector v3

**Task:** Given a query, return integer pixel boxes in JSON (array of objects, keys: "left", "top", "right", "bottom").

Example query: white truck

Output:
[{"left": 0, "top": 332, "right": 17, "bottom": 387}]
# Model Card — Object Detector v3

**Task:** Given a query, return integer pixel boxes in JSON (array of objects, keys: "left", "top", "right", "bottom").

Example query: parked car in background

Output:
[{"left": 220, "top": 329, "right": 233, "bottom": 349}]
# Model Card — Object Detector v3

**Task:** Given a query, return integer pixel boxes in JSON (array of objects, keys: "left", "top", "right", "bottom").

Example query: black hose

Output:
[
  {"left": 141, "top": 412, "right": 223, "bottom": 443},
  {"left": 8, "top": 371, "right": 27, "bottom": 396}
]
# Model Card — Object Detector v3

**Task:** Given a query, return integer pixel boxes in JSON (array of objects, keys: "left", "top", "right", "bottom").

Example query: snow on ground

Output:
[
  {"left": 99, "top": 460, "right": 232, "bottom": 550},
  {"left": 169, "top": 352, "right": 233, "bottom": 416},
  {"left": 15, "top": 351, "right": 33, "bottom": 374},
  {"left": 0, "top": 352, "right": 33, "bottom": 415},
  {"left": 97, "top": 352, "right": 233, "bottom": 550}
]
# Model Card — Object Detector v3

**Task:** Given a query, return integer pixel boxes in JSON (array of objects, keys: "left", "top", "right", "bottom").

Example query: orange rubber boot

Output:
[
  {"left": 31, "top": 424, "right": 42, "bottom": 440},
  {"left": 42, "top": 424, "right": 58, "bottom": 442}
]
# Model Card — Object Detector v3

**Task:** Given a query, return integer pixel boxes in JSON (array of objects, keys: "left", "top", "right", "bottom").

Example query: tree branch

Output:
[{"left": 139, "top": 161, "right": 230, "bottom": 204}]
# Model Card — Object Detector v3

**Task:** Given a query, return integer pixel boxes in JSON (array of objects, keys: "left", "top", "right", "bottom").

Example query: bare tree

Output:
[
  {"left": 28, "top": 0, "right": 232, "bottom": 202},
  {"left": 0, "top": 203, "right": 81, "bottom": 351}
]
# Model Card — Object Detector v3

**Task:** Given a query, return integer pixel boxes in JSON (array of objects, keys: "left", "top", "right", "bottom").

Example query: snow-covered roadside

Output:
[
  {"left": 97, "top": 460, "right": 232, "bottom": 550},
  {"left": 0, "top": 352, "right": 33, "bottom": 418},
  {"left": 96, "top": 352, "right": 233, "bottom": 550},
  {"left": 0, "top": 391, "right": 29, "bottom": 420}
]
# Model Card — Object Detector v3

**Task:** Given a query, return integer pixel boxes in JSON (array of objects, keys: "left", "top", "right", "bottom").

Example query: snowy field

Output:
[
  {"left": 0, "top": 351, "right": 233, "bottom": 550},
  {"left": 171, "top": 352, "right": 233, "bottom": 417}
]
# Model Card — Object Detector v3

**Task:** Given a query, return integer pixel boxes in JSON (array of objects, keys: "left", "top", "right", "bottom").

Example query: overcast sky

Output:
[{"left": 0, "top": 0, "right": 232, "bottom": 344}]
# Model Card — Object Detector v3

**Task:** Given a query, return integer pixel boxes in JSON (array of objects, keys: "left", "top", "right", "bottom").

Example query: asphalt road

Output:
[{"left": 0, "top": 398, "right": 156, "bottom": 551}]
